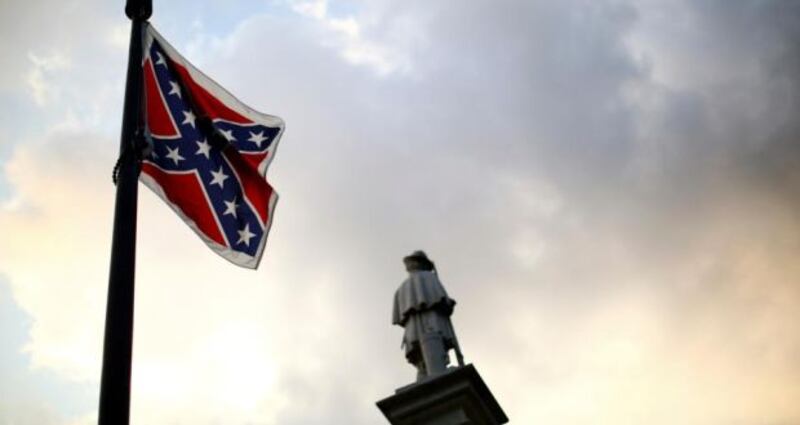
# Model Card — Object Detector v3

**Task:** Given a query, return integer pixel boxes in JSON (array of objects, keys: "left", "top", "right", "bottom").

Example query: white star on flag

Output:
[
  {"left": 154, "top": 50, "right": 166, "bottom": 66},
  {"left": 248, "top": 131, "right": 268, "bottom": 148},
  {"left": 165, "top": 146, "right": 185, "bottom": 165},
  {"left": 209, "top": 167, "right": 229, "bottom": 188},
  {"left": 237, "top": 224, "right": 256, "bottom": 246},
  {"left": 195, "top": 139, "right": 211, "bottom": 159},
  {"left": 219, "top": 129, "right": 236, "bottom": 142},
  {"left": 223, "top": 198, "right": 239, "bottom": 218},
  {"left": 182, "top": 110, "right": 196, "bottom": 128},
  {"left": 168, "top": 80, "right": 181, "bottom": 98}
]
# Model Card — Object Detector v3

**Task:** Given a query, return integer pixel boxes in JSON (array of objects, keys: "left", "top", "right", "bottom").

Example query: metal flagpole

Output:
[{"left": 98, "top": 1, "right": 151, "bottom": 424}]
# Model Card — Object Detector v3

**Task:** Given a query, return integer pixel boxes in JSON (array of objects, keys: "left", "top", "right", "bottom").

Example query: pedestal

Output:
[{"left": 376, "top": 364, "right": 508, "bottom": 425}]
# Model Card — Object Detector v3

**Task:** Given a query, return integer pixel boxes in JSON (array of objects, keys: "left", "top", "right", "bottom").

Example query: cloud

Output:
[
  {"left": 289, "top": 0, "right": 416, "bottom": 75},
  {"left": 0, "top": 130, "right": 114, "bottom": 383},
  {"left": 0, "top": 277, "right": 96, "bottom": 425}
]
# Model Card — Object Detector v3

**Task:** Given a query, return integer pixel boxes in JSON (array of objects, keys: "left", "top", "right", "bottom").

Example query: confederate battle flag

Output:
[{"left": 139, "top": 23, "right": 284, "bottom": 268}]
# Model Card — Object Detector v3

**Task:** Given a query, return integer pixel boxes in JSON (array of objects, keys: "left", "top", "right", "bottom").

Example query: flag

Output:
[{"left": 139, "top": 23, "right": 284, "bottom": 268}]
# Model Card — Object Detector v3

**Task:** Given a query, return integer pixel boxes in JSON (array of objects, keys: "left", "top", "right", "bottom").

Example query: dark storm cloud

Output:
[
  {"left": 218, "top": 0, "right": 800, "bottom": 338},
  {"left": 352, "top": 0, "right": 800, "bottom": 300},
  {"left": 263, "top": 2, "right": 800, "bottom": 420}
]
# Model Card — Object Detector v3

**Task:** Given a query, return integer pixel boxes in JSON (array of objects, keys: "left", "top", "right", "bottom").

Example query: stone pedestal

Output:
[{"left": 376, "top": 364, "right": 508, "bottom": 425}]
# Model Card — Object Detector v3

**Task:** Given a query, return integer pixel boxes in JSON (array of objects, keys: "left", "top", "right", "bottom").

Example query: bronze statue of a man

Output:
[{"left": 393, "top": 251, "right": 464, "bottom": 381}]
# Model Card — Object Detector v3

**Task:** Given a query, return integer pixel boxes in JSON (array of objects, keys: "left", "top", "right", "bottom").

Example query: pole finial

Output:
[{"left": 125, "top": 0, "right": 152, "bottom": 20}]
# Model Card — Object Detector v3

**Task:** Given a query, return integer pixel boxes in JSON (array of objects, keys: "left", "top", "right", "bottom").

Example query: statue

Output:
[{"left": 393, "top": 251, "right": 464, "bottom": 381}]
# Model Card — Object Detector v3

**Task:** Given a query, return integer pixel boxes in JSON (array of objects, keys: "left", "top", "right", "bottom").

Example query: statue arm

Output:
[{"left": 392, "top": 289, "right": 405, "bottom": 326}]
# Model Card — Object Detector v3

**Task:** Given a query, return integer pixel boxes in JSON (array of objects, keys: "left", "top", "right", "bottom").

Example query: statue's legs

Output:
[
  {"left": 406, "top": 311, "right": 453, "bottom": 381},
  {"left": 414, "top": 360, "right": 426, "bottom": 381},
  {"left": 406, "top": 343, "right": 427, "bottom": 382},
  {"left": 419, "top": 334, "right": 448, "bottom": 377}
]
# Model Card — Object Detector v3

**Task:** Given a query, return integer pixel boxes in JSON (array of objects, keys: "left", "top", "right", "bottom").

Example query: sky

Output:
[{"left": 1, "top": 0, "right": 799, "bottom": 424}]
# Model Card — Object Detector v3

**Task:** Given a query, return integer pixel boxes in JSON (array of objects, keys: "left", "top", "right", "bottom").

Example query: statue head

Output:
[{"left": 403, "top": 250, "right": 435, "bottom": 272}]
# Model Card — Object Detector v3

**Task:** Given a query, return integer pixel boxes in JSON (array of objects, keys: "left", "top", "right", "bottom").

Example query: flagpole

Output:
[{"left": 98, "top": 1, "right": 151, "bottom": 424}]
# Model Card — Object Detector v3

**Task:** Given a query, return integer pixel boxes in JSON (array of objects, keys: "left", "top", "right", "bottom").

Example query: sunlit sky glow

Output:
[{"left": 1, "top": 0, "right": 800, "bottom": 424}]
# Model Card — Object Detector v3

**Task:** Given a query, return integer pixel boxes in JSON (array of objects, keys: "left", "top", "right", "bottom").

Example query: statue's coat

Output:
[{"left": 393, "top": 270, "right": 457, "bottom": 359}]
